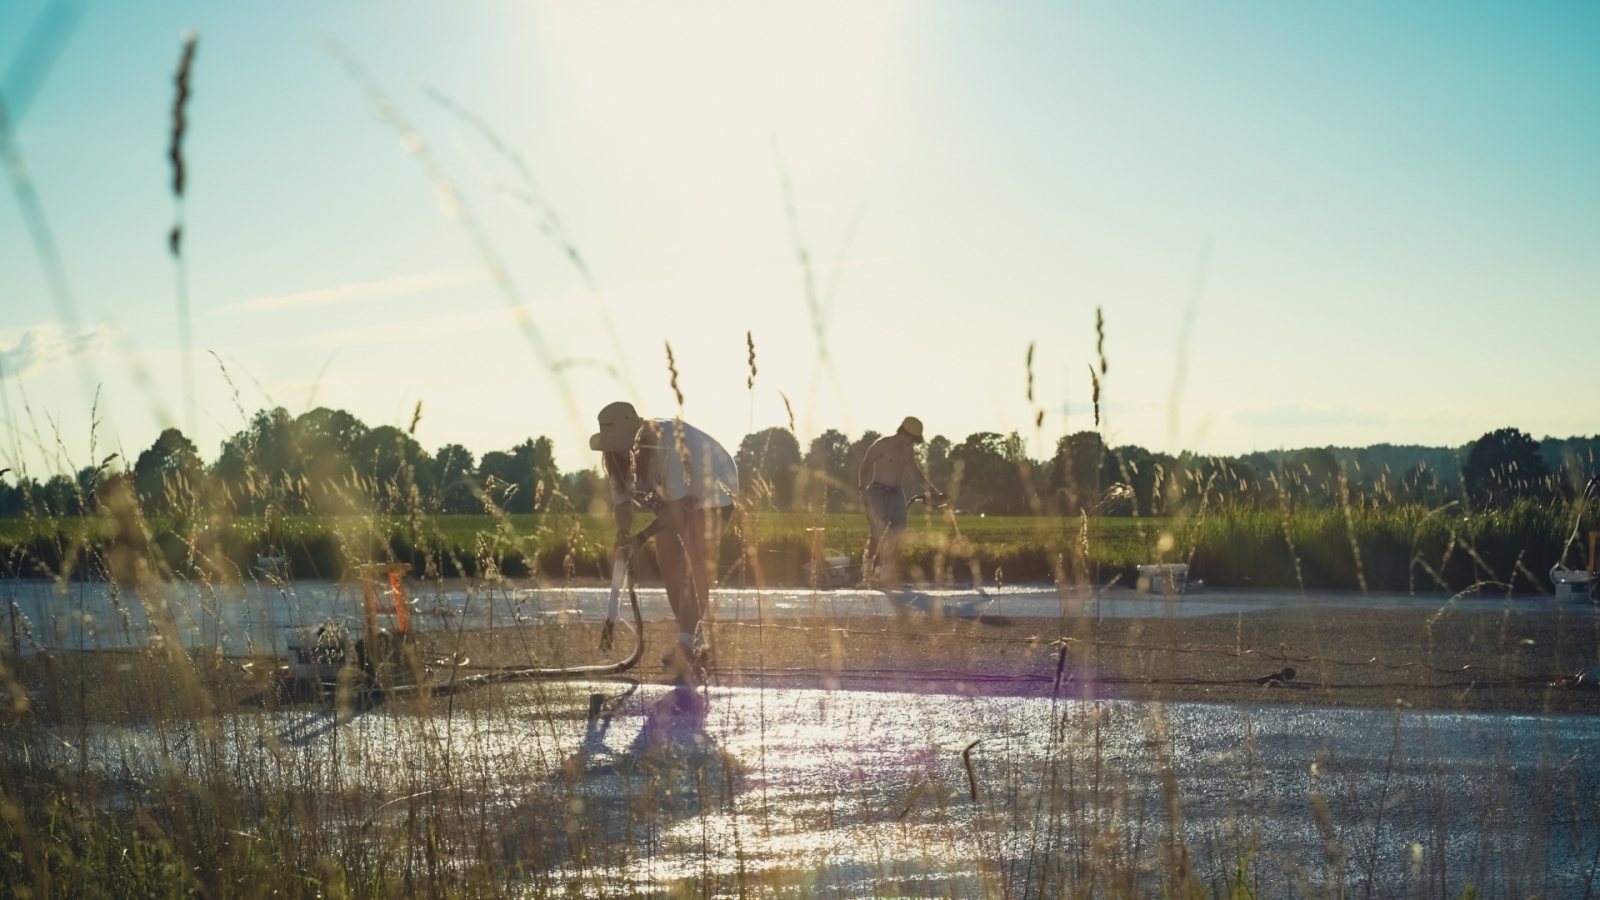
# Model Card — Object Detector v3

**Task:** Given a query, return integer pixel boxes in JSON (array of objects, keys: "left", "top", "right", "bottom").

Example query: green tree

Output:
[
  {"left": 1228, "top": 452, "right": 1278, "bottom": 507},
  {"left": 212, "top": 407, "right": 390, "bottom": 513},
  {"left": 558, "top": 469, "right": 598, "bottom": 514},
  {"left": 1112, "top": 444, "right": 1160, "bottom": 516},
  {"left": 0, "top": 474, "right": 34, "bottom": 517},
  {"left": 1537, "top": 434, "right": 1600, "bottom": 495},
  {"left": 213, "top": 408, "right": 302, "bottom": 513},
  {"left": 295, "top": 407, "right": 371, "bottom": 511},
  {"left": 1462, "top": 427, "right": 1550, "bottom": 507},
  {"left": 1281, "top": 447, "right": 1341, "bottom": 506},
  {"left": 804, "top": 428, "right": 852, "bottom": 511},
  {"left": 39, "top": 472, "right": 86, "bottom": 516},
  {"left": 430, "top": 444, "right": 478, "bottom": 513},
  {"left": 1400, "top": 462, "right": 1443, "bottom": 503},
  {"left": 736, "top": 426, "right": 802, "bottom": 510},
  {"left": 924, "top": 434, "right": 952, "bottom": 487},
  {"left": 353, "top": 425, "right": 433, "bottom": 514},
  {"left": 1049, "top": 431, "right": 1115, "bottom": 515},
  {"left": 478, "top": 437, "right": 559, "bottom": 513},
  {"left": 133, "top": 428, "right": 203, "bottom": 512},
  {"left": 949, "top": 431, "right": 1030, "bottom": 515}
]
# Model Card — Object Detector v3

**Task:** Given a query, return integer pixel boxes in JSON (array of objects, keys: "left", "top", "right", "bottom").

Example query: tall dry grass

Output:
[
  {"left": 4, "top": 318, "right": 1597, "bottom": 897},
  {"left": 2, "top": 29, "right": 1599, "bottom": 900}
]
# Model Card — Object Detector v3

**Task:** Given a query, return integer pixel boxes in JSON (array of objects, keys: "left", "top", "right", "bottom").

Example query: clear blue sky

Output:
[{"left": 3, "top": 1, "right": 1597, "bottom": 475}]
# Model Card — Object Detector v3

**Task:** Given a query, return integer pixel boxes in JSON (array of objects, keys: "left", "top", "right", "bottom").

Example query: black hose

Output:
[
  {"left": 369, "top": 561, "right": 646, "bottom": 700},
  {"left": 464, "top": 561, "right": 646, "bottom": 682}
]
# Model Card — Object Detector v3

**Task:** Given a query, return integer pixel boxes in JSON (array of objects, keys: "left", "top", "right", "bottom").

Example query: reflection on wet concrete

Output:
[
  {"left": 272, "top": 704, "right": 360, "bottom": 747},
  {"left": 498, "top": 685, "right": 1600, "bottom": 896},
  {"left": 53, "top": 680, "right": 1575, "bottom": 896},
  {"left": 497, "top": 681, "right": 741, "bottom": 882}
]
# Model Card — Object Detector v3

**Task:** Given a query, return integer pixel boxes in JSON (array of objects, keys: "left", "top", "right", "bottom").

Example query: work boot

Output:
[
  {"left": 662, "top": 641, "right": 697, "bottom": 683},
  {"left": 855, "top": 568, "right": 878, "bottom": 591}
]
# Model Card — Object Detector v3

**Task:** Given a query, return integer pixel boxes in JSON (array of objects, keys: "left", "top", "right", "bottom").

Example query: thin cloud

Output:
[
  {"left": 1235, "top": 404, "right": 1387, "bottom": 428},
  {"left": 307, "top": 305, "right": 518, "bottom": 346},
  {"left": 1053, "top": 400, "right": 1142, "bottom": 417},
  {"left": 302, "top": 254, "right": 895, "bottom": 349},
  {"left": 228, "top": 269, "right": 485, "bottom": 312},
  {"left": 303, "top": 280, "right": 682, "bottom": 346},
  {"left": 0, "top": 323, "right": 123, "bottom": 380}
]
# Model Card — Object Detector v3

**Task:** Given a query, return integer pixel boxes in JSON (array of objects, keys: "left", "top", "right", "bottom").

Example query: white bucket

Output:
[
  {"left": 1552, "top": 567, "right": 1592, "bottom": 602},
  {"left": 804, "top": 551, "right": 853, "bottom": 588},
  {"left": 1136, "top": 563, "right": 1190, "bottom": 595}
]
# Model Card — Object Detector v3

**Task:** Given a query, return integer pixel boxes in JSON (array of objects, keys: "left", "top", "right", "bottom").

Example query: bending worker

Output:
[
  {"left": 856, "top": 417, "right": 947, "bottom": 589},
  {"left": 591, "top": 401, "right": 738, "bottom": 673}
]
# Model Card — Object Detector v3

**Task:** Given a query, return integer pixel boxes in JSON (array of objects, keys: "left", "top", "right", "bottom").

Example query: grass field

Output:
[
  {"left": 0, "top": 509, "right": 1167, "bottom": 585},
  {"left": 1, "top": 500, "right": 1590, "bottom": 593}
]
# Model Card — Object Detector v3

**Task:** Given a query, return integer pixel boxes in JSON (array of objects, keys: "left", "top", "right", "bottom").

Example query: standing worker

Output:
[
  {"left": 592, "top": 401, "right": 738, "bottom": 676},
  {"left": 857, "top": 417, "right": 947, "bottom": 590}
]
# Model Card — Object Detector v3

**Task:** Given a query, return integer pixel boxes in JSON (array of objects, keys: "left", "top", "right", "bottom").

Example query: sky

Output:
[{"left": 2, "top": 0, "right": 1597, "bottom": 477}]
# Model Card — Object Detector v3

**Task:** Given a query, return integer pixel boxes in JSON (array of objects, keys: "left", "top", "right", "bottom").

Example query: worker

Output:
[
  {"left": 592, "top": 401, "right": 738, "bottom": 675},
  {"left": 856, "top": 417, "right": 947, "bottom": 590}
]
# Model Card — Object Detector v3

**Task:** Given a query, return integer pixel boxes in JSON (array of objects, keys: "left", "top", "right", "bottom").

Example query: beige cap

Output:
[
  {"left": 590, "top": 401, "right": 643, "bottom": 452},
  {"left": 898, "top": 416, "right": 924, "bottom": 442}
]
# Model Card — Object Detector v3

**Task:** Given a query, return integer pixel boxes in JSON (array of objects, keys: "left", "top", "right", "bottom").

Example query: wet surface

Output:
[
  {"left": 5, "top": 577, "right": 1592, "bottom": 655},
  {"left": 46, "top": 680, "right": 1600, "bottom": 897}
]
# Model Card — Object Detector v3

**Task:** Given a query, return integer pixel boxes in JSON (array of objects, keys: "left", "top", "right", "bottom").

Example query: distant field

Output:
[
  {"left": 0, "top": 510, "right": 1166, "bottom": 583},
  {"left": 311, "top": 511, "right": 1167, "bottom": 570},
  {"left": 0, "top": 504, "right": 1585, "bottom": 592},
  {"left": 0, "top": 511, "right": 1159, "bottom": 547},
  {"left": 297, "top": 512, "right": 1169, "bottom": 579}
]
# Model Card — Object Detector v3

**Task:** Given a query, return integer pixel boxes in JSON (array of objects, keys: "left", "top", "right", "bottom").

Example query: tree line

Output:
[
  {"left": 0, "top": 407, "right": 587, "bottom": 520},
  {"left": 735, "top": 425, "right": 1599, "bottom": 517},
  {"left": 0, "top": 406, "right": 1594, "bottom": 520}
]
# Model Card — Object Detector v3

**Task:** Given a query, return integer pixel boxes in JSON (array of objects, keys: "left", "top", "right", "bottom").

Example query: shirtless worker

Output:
[
  {"left": 591, "top": 401, "right": 738, "bottom": 676},
  {"left": 856, "top": 417, "right": 947, "bottom": 590}
]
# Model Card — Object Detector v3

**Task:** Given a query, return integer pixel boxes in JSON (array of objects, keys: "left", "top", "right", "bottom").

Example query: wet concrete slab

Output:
[{"left": 47, "top": 678, "right": 1600, "bottom": 897}]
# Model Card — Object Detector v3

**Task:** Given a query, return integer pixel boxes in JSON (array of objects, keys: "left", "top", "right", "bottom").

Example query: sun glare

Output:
[{"left": 544, "top": 2, "right": 901, "bottom": 169}]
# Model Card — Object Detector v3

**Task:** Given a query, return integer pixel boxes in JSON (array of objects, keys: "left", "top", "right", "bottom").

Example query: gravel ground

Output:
[{"left": 430, "top": 602, "right": 1600, "bottom": 715}]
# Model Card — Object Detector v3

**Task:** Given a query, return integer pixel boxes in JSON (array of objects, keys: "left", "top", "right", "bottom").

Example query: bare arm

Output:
[
  {"left": 613, "top": 500, "right": 634, "bottom": 545},
  {"left": 613, "top": 445, "right": 661, "bottom": 544}
]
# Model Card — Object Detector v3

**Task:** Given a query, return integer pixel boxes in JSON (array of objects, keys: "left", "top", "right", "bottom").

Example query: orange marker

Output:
[{"left": 389, "top": 570, "right": 410, "bottom": 633}]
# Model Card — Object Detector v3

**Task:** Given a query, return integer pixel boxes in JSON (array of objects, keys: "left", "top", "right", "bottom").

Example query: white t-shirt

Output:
[{"left": 610, "top": 418, "right": 739, "bottom": 509}]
